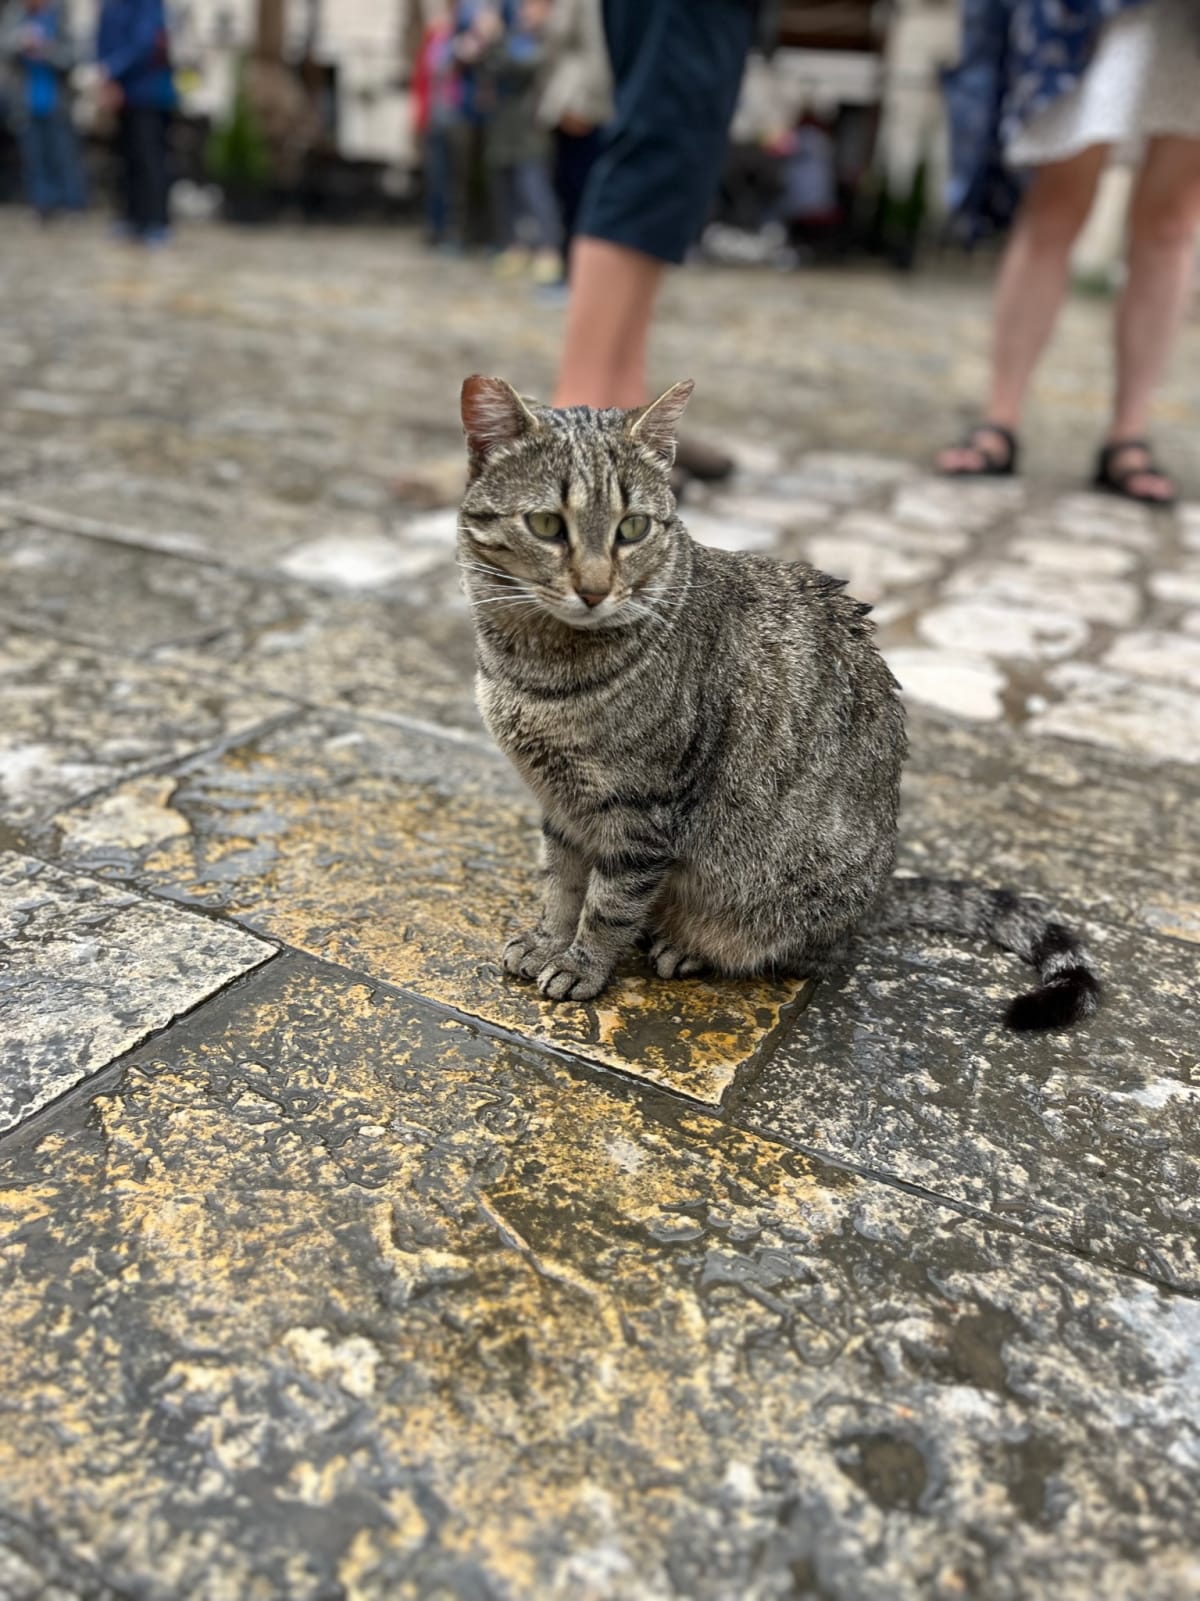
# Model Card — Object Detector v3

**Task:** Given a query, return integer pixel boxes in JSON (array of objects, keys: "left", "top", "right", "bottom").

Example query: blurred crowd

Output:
[
  {"left": 413, "top": 0, "right": 612, "bottom": 287},
  {"left": 1, "top": 0, "right": 89, "bottom": 219},
  {"left": 1, "top": 0, "right": 174, "bottom": 241}
]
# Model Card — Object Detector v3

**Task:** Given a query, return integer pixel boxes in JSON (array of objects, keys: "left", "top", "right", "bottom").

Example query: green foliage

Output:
[{"left": 206, "top": 66, "right": 271, "bottom": 192}]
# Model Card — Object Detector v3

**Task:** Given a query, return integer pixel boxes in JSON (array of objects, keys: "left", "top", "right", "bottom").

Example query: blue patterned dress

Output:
[{"left": 942, "top": 0, "right": 1148, "bottom": 238}]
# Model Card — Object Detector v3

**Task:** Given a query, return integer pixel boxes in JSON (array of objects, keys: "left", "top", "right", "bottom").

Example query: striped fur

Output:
[{"left": 457, "top": 377, "right": 1101, "bottom": 1029}]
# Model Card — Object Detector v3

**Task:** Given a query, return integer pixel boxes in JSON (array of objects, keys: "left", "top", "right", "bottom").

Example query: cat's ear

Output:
[
  {"left": 627, "top": 380, "right": 695, "bottom": 468},
  {"left": 461, "top": 375, "right": 541, "bottom": 480}
]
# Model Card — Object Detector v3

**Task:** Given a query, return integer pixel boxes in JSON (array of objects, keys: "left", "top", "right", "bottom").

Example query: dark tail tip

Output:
[{"left": 1005, "top": 968, "right": 1102, "bottom": 1032}]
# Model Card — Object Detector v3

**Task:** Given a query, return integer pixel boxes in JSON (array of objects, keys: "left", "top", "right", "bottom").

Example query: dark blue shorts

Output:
[{"left": 576, "top": 0, "right": 756, "bottom": 266}]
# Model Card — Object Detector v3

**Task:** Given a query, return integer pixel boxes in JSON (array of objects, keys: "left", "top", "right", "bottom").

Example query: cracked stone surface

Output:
[
  {"left": 0, "top": 631, "right": 283, "bottom": 827},
  {"left": 1, "top": 216, "right": 1199, "bottom": 1598},
  {"left": 0, "top": 852, "right": 273, "bottom": 1132},
  {"left": 1, "top": 959, "right": 1198, "bottom": 1601}
]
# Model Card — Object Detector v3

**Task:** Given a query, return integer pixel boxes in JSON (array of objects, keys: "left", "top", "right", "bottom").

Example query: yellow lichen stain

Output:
[
  {"left": 338, "top": 1524, "right": 423, "bottom": 1601},
  {"left": 0, "top": 965, "right": 860, "bottom": 1593},
  {"left": 284, "top": 1455, "right": 348, "bottom": 1507},
  {"left": 384, "top": 1489, "right": 428, "bottom": 1554},
  {"left": 83, "top": 749, "right": 808, "bottom": 1104},
  {"left": 1143, "top": 899, "right": 1200, "bottom": 944},
  {"left": 52, "top": 774, "right": 190, "bottom": 854},
  {"left": 281, "top": 1327, "right": 380, "bottom": 1399}
]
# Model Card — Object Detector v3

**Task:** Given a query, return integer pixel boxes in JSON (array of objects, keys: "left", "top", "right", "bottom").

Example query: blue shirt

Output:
[
  {"left": 21, "top": 9, "right": 60, "bottom": 117},
  {"left": 96, "top": 0, "right": 175, "bottom": 108}
]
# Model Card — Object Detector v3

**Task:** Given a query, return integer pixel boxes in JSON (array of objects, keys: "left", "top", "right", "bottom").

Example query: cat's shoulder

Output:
[{"left": 690, "top": 541, "right": 856, "bottom": 606}]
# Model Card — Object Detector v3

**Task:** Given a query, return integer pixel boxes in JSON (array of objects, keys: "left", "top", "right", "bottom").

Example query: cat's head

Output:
[{"left": 458, "top": 375, "right": 693, "bottom": 631}]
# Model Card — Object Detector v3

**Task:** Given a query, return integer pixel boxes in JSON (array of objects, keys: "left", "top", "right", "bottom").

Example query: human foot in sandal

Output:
[
  {"left": 936, "top": 423, "right": 1020, "bottom": 478},
  {"left": 1093, "top": 439, "right": 1176, "bottom": 506}
]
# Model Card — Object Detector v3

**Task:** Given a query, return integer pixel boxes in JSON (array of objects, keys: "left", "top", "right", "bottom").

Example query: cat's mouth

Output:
[{"left": 541, "top": 595, "right": 628, "bottom": 630}]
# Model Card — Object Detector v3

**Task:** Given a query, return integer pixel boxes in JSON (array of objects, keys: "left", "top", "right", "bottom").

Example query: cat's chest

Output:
[{"left": 479, "top": 677, "right": 612, "bottom": 807}]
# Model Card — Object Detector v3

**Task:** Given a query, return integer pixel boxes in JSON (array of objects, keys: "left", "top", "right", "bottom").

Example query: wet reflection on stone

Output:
[
  {"left": 737, "top": 920, "right": 1200, "bottom": 1291},
  {"left": 0, "top": 959, "right": 1195, "bottom": 1601},
  {"left": 53, "top": 715, "right": 808, "bottom": 1104}
]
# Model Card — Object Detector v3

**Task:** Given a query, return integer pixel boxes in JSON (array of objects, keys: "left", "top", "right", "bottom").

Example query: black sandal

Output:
[
  {"left": 937, "top": 422, "right": 1019, "bottom": 478},
  {"left": 1093, "top": 439, "right": 1176, "bottom": 507}
]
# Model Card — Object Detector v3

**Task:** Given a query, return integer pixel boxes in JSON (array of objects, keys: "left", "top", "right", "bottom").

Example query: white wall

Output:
[{"left": 878, "top": 0, "right": 958, "bottom": 209}]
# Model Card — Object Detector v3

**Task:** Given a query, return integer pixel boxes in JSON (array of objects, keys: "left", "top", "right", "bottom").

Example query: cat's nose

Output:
[{"left": 577, "top": 590, "right": 609, "bottom": 609}]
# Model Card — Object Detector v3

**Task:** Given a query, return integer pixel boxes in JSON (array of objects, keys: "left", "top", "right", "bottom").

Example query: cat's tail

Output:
[{"left": 871, "top": 876, "right": 1102, "bottom": 1032}]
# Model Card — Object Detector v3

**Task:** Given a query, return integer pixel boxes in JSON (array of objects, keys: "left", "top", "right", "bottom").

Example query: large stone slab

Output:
[
  {"left": 0, "top": 959, "right": 1195, "bottom": 1601},
  {"left": 0, "top": 521, "right": 273, "bottom": 652},
  {"left": 884, "top": 647, "right": 1007, "bottom": 722},
  {"left": 1, "top": 475, "right": 318, "bottom": 567},
  {"left": 900, "top": 713, "right": 1200, "bottom": 943},
  {"left": 161, "top": 585, "right": 481, "bottom": 736},
  {"left": 53, "top": 716, "right": 807, "bottom": 1104},
  {"left": 941, "top": 561, "right": 1140, "bottom": 627},
  {"left": 0, "top": 633, "right": 284, "bottom": 827},
  {"left": 736, "top": 916, "right": 1200, "bottom": 1291},
  {"left": 0, "top": 517, "right": 480, "bottom": 734},
  {"left": 0, "top": 852, "right": 273, "bottom": 1132}
]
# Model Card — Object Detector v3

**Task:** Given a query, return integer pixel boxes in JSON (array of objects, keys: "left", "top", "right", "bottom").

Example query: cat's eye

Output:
[
  {"left": 526, "top": 511, "right": 566, "bottom": 541},
  {"left": 616, "top": 514, "right": 650, "bottom": 544}
]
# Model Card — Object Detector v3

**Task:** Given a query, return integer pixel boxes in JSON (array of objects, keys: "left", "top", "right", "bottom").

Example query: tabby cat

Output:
[{"left": 457, "top": 375, "right": 1100, "bottom": 1031}]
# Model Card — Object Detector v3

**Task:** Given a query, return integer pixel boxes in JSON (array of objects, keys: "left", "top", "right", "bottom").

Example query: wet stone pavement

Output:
[{"left": 0, "top": 217, "right": 1198, "bottom": 1601}]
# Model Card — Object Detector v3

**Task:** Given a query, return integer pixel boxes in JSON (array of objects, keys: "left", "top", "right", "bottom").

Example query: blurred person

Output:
[
  {"left": 553, "top": 0, "right": 759, "bottom": 485},
  {"left": 96, "top": 0, "right": 175, "bottom": 244},
  {"left": 938, "top": 0, "right": 1200, "bottom": 504},
  {"left": 448, "top": 0, "right": 501, "bottom": 250},
  {"left": 482, "top": 0, "right": 561, "bottom": 284},
  {"left": 412, "top": 0, "right": 459, "bottom": 246},
  {"left": 0, "top": 0, "right": 87, "bottom": 219},
  {"left": 538, "top": 0, "right": 612, "bottom": 272}
]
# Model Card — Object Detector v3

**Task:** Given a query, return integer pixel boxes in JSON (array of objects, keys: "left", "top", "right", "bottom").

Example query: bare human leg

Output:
[
  {"left": 553, "top": 237, "right": 664, "bottom": 409},
  {"left": 938, "top": 143, "right": 1110, "bottom": 473},
  {"left": 1106, "top": 134, "right": 1200, "bottom": 500}
]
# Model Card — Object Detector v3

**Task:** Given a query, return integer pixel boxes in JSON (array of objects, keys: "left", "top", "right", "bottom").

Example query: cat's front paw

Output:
[
  {"left": 648, "top": 938, "right": 707, "bottom": 979},
  {"left": 502, "top": 929, "right": 559, "bottom": 980},
  {"left": 537, "top": 946, "right": 612, "bottom": 1002}
]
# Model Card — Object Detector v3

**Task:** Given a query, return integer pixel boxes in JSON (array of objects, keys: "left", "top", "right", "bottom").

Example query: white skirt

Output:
[{"left": 1008, "top": 0, "right": 1200, "bottom": 167}]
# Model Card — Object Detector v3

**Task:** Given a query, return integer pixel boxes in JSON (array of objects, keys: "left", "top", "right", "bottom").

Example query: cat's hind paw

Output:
[
  {"left": 648, "top": 938, "right": 707, "bottom": 980},
  {"left": 537, "top": 946, "right": 612, "bottom": 1002}
]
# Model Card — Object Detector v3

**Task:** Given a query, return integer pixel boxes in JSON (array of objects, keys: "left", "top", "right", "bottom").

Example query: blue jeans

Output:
[{"left": 19, "top": 108, "right": 86, "bottom": 215}]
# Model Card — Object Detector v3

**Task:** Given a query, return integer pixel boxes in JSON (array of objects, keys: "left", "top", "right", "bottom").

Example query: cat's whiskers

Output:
[
  {"left": 466, "top": 595, "right": 540, "bottom": 611},
  {"left": 459, "top": 563, "right": 520, "bottom": 584}
]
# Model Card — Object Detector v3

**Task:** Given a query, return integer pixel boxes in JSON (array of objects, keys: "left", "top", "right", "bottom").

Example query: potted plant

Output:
[{"left": 207, "top": 63, "right": 272, "bottom": 222}]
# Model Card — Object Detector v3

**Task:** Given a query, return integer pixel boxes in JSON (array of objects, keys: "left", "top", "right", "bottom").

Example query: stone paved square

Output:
[
  {"left": 1, "top": 217, "right": 1198, "bottom": 1600},
  {"left": 0, "top": 851, "right": 273, "bottom": 1132}
]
